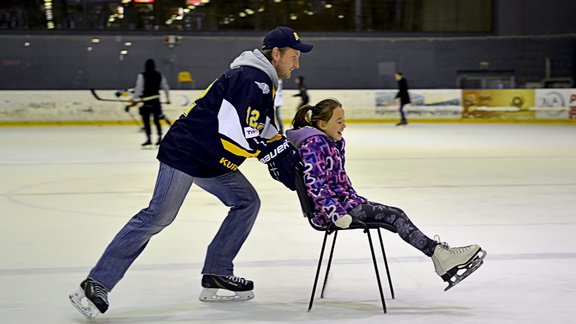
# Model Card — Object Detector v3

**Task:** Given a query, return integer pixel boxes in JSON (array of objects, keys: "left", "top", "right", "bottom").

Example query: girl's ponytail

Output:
[{"left": 291, "top": 105, "right": 314, "bottom": 129}]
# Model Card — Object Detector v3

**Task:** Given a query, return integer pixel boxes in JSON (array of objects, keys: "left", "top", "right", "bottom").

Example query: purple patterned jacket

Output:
[{"left": 285, "top": 126, "right": 367, "bottom": 227}]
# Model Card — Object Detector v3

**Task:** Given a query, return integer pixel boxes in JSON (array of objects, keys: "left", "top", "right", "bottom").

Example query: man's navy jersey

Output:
[{"left": 158, "top": 60, "right": 280, "bottom": 178}]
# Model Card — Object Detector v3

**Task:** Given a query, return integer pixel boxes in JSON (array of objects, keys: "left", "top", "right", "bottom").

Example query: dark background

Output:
[{"left": 1, "top": 0, "right": 574, "bottom": 90}]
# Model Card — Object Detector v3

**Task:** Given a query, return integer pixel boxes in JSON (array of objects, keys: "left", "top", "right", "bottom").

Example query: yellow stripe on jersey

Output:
[
  {"left": 267, "top": 133, "right": 283, "bottom": 143},
  {"left": 221, "top": 139, "right": 261, "bottom": 158}
]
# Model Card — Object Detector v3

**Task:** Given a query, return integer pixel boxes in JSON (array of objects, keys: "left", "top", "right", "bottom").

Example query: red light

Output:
[{"left": 134, "top": 0, "right": 155, "bottom": 3}]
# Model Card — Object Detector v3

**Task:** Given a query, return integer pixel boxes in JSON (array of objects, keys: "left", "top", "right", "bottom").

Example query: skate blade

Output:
[
  {"left": 69, "top": 288, "right": 100, "bottom": 319},
  {"left": 444, "top": 250, "right": 487, "bottom": 291},
  {"left": 198, "top": 288, "right": 254, "bottom": 303}
]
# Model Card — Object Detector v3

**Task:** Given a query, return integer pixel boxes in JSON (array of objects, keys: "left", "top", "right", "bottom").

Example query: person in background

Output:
[
  {"left": 285, "top": 98, "right": 486, "bottom": 291},
  {"left": 132, "top": 58, "right": 171, "bottom": 147},
  {"left": 394, "top": 72, "right": 411, "bottom": 126},
  {"left": 274, "top": 79, "right": 284, "bottom": 133},
  {"left": 293, "top": 75, "right": 309, "bottom": 109},
  {"left": 69, "top": 26, "right": 313, "bottom": 319}
]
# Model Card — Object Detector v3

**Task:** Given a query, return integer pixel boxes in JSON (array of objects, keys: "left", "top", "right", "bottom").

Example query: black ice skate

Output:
[
  {"left": 431, "top": 238, "right": 487, "bottom": 291},
  {"left": 69, "top": 278, "right": 109, "bottom": 319},
  {"left": 141, "top": 138, "right": 152, "bottom": 148},
  {"left": 199, "top": 275, "right": 254, "bottom": 302}
]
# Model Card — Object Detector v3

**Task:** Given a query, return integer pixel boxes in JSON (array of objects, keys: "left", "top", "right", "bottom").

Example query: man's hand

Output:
[{"left": 259, "top": 138, "right": 303, "bottom": 191}]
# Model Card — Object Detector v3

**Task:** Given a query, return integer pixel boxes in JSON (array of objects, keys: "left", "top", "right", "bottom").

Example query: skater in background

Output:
[
  {"left": 69, "top": 26, "right": 313, "bottom": 319},
  {"left": 394, "top": 72, "right": 411, "bottom": 126},
  {"left": 274, "top": 79, "right": 284, "bottom": 133},
  {"left": 285, "top": 98, "right": 486, "bottom": 291},
  {"left": 132, "top": 58, "right": 171, "bottom": 147},
  {"left": 293, "top": 75, "right": 309, "bottom": 109}
]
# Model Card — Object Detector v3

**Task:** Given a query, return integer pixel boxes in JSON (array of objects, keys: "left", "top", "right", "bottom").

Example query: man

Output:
[
  {"left": 132, "top": 58, "right": 171, "bottom": 147},
  {"left": 394, "top": 72, "right": 411, "bottom": 126},
  {"left": 69, "top": 26, "right": 313, "bottom": 319}
]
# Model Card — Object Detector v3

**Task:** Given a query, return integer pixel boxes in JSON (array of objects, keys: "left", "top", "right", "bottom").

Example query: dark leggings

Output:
[
  {"left": 399, "top": 103, "right": 407, "bottom": 123},
  {"left": 349, "top": 201, "right": 437, "bottom": 257}
]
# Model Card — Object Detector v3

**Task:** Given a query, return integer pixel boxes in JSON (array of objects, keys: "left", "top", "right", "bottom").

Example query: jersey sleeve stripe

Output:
[{"left": 220, "top": 139, "right": 260, "bottom": 158}]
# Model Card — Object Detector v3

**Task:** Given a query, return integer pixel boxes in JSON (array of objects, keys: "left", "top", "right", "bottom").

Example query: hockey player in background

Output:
[
  {"left": 69, "top": 27, "right": 313, "bottom": 319},
  {"left": 132, "top": 58, "right": 171, "bottom": 147},
  {"left": 274, "top": 79, "right": 284, "bottom": 133},
  {"left": 286, "top": 98, "right": 486, "bottom": 291}
]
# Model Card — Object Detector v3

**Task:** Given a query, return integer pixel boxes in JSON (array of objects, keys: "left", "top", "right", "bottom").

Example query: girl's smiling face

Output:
[{"left": 318, "top": 106, "right": 346, "bottom": 141}]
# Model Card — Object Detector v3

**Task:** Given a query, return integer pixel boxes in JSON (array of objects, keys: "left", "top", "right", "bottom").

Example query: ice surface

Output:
[{"left": 1, "top": 123, "right": 575, "bottom": 323}]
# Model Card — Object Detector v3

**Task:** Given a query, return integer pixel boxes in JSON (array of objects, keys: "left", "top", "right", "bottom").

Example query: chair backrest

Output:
[
  {"left": 178, "top": 71, "right": 193, "bottom": 82},
  {"left": 294, "top": 169, "right": 316, "bottom": 220}
]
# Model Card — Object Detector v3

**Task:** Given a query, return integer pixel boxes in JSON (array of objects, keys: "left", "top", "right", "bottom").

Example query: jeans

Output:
[{"left": 88, "top": 162, "right": 260, "bottom": 291}]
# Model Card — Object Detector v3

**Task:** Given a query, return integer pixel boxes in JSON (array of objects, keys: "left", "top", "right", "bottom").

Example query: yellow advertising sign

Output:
[{"left": 462, "top": 90, "right": 535, "bottom": 120}]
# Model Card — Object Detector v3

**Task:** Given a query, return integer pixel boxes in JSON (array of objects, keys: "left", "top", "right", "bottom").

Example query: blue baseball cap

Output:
[{"left": 262, "top": 27, "right": 313, "bottom": 53}]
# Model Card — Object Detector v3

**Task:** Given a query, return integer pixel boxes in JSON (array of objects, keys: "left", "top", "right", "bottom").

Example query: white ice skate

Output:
[
  {"left": 69, "top": 279, "right": 109, "bottom": 319},
  {"left": 198, "top": 275, "right": 255, "bottom": 302},
  {"left": 431, "top": 238, "right": 487, "bottom": 291}
]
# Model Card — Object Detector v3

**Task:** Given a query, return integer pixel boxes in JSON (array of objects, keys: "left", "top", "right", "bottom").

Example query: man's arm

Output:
[
  {"left": 132, "top": 74, "right": 144, "bottom": 100},
  {"left": 160, "top": 74, "right": 171, "bottom": 103}
]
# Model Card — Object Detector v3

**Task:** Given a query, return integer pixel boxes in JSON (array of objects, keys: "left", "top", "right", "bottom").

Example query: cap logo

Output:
[{"left": 293, "top": 32, "right": 300, "bottom": 41}]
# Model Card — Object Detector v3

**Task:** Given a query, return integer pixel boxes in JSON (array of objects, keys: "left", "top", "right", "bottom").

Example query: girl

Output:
[{"left": 285, "top": 98, "right": 486, "bottom": 290}]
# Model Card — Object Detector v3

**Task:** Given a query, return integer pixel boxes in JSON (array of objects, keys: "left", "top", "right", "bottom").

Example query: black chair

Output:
[{"left": 295, "top": 169, "right": 396, "bottom": 313}]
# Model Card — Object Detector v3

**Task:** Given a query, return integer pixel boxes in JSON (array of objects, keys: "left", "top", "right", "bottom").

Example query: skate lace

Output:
[
  {"left": 91, "top": 283, "right": 109, "bottom": 303},
  {"left": 434, "top": 235, "right": 470, "bottom": 254},
  {"left": 225, "top": 275, "right": 248, "bottom": 285}
]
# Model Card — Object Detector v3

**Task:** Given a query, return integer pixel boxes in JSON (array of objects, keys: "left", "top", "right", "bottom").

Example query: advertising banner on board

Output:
[
  {"left": 534, "top": 89, "right": 576, "bottom": 119},
  {"left": 462, "top": 89, "right": 535, "bottom": 120}
]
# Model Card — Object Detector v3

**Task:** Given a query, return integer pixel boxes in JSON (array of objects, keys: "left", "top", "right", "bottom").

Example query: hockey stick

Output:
[
  {"left": 90, "top": 89, "right": 131, "bottom": 103},
  {"left": 125, "top": 106, "right": 140, "bottom": 124},
  {"left": 90, "top": 89, "right": 168, "bottom": 104},
  {"left": 159, "top": 113, "right": 172, "bottom": 126},
  {"left": 91, "top": 89, "right": 172, "bottom": 127}
]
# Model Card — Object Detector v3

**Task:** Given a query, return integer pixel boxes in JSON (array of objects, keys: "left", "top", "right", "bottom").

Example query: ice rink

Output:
[{"left": 1, "top": 123, "right": 575, "bottom": 323}]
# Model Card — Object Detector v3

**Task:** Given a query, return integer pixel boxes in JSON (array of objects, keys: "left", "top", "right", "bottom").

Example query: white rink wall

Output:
[{"left": 1, "top": 89, "right": 575, "bottom": 125}]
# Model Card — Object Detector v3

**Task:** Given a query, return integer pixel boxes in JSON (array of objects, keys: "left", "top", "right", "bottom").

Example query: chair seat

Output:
[
  {"left": 295, "top": 169, "right": 396, "bottom": 313},
  {"left": 310, "top": 218, "right": 398, "bottom": 234}
]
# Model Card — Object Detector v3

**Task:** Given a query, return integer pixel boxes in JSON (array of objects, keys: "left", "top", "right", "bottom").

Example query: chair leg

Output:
[
  {"left": 320, "top": 230, "right": 338, "bottom": 298},
  {"left": 308, "top": 231, "right": 330, "bottom": 312},
  {"left": 366, "top": 229, "right": 387, "bottom": 313},
  {"left": 377, "top": 228, "right": 395, "bottom": 299}
]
